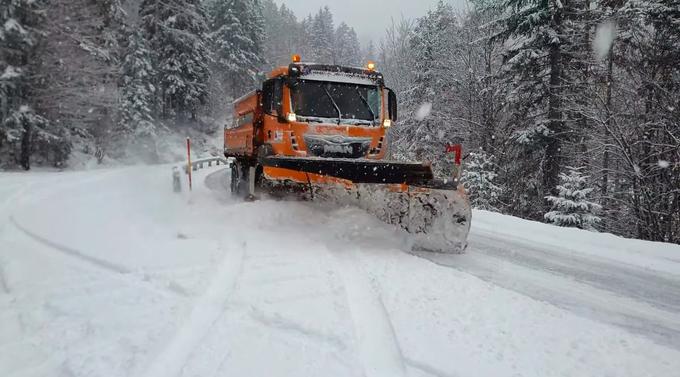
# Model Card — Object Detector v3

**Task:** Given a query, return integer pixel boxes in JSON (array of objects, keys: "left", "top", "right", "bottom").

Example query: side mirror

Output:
[
  {"left": 387, "top": 89, "right": 397, "bottom": 121},
  {"left": 255, "top": 72, "right": 267, "bottom": 86}
]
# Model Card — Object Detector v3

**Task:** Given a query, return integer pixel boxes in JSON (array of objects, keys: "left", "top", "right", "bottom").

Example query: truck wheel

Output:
[{"left": 230, "top": 161, "right": 246, "bottom": 197}]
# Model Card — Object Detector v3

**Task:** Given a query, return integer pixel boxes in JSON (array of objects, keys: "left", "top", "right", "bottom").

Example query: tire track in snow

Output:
[
  {"left": 9, "top": 216, "right": 187, "bottom": 298},
  {"left": 0, "top": 261, "right": 9, "bottom": 294},
  {"left": 141, "top": 240, "right": 244, "bottom": 377},
  {"left": 0, "top": 181, "right": 37, "bottom": 236},
  {"left": 329, "top": 247, "right": 407, "bottom": 377},
  {"left": 244, "top": 303, "right": 349, "bottom": 351},
  {"left": 404, "top": 356, "right": 459, "bottom": 377},
  {"left": 206, "top": 167, "right": 404, "bottom": 375},
  {"left": 11, "top": 215, "right": 130, "bottom": 274}
]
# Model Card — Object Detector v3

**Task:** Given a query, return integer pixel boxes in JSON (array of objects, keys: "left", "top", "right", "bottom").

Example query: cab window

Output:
[{"left": 262, "top": 78, "right": 283, "bottom": 116}]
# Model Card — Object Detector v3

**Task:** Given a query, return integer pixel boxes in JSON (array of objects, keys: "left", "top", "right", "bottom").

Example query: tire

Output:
[
  {"left": 230, "top": 160, "right": 246, "bottom": 197},
  {"left": 231, "top": 159, "right": 264, "bottom": 200}
]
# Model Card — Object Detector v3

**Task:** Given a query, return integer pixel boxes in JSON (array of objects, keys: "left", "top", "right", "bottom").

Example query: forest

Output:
[{"left": 1, "top": 0, "right": 678, "bottom": 244}]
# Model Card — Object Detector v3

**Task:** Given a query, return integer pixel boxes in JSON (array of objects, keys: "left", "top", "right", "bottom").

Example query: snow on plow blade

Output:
[
  {"left": 322, "top": 183, "right": 471, "bottom": 253},
  {"left": 261, "top": 156, "right": 471, "bottom": 253}
]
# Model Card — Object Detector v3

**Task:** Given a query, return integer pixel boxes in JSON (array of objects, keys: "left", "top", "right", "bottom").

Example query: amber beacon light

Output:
[{"left": 292, "top": 54, "right": 301, "bottom": 63}]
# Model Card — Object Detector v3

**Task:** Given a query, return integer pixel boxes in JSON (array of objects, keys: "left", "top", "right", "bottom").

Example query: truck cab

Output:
[{"left": 224, "top": 59, "right": 399, "bottom": 189}]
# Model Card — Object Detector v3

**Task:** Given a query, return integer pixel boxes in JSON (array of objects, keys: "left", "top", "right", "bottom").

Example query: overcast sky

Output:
[{"left": 274, "top": 0, "right": 468, "bottom": 46}]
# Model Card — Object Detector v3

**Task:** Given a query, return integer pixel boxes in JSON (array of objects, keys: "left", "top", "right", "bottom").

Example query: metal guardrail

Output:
[
  {"left": 173, "top": 156, "right": 232, "bottom": 193},
  {"left": 184, "top": 156, "right": 231, "bottom": 174}
]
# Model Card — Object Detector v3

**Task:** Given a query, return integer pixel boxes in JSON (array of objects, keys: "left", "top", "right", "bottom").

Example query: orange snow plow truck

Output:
[{"left": 224, "top": 56, "right": 471, "bottom": 252}]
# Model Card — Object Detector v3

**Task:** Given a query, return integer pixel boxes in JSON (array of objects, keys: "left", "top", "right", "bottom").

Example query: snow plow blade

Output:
[
  {"left": 259, "top": 156, "right": 471, "bottom": 253},
  {"left": 313, "top": 182, "right": 471, "bottom": 253},
  {"left": 260, "top": 155, "right": 434, "bottom": 184}
]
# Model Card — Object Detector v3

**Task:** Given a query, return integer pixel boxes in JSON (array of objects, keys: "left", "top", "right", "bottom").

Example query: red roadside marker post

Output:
[
  {"left": 186, "top": 137, "right": 192, "bottom": 191},
  {"left": 446, "top": 143, "right": 463, "bottom": 182}
]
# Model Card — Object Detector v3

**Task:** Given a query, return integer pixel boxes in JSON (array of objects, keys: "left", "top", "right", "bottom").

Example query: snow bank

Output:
[{"left": 472, "top": 209, "right": 680, "bottom": 276}]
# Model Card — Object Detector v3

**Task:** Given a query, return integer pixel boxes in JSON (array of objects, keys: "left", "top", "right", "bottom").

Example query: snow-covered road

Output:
[
  {"left": 419, "top": 223, "right": 680, "bottom": 350},
  {"left": 1, "top": 165, "right": 679, "bottom": 377}
]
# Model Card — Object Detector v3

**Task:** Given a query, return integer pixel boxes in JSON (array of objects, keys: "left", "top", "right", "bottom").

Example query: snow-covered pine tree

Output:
[
  {"left": 362, "top": 39, "right": 376, "bottom": 63},
  {"left": 308, "top": 7, "right": 334, "bottom": 64},
  {"left": 1, "top": 106, "right": 71, "bottom": 169},
  {"left": 334, "top": 22, "right": 361, "bottom": 66},
  {"left": 493, "top": 0, "right": 579, "bottom": 211},
  {"left": 1, "top": 0, "right": 41, "bottom": 121},
  {"left": 0, "top": 0, "right": 70, "bottom": 169},
  {"left": 30, "top": 0, "right": 126, "bottom": 164},
  {"left": 394, "top": 1, "right": 457, "bottom": 175},
  {"left": 96, "top": 0, "right": 128, "bottom": 69},
  {"left": 544, "top": 167, "right": 601, "bottom": 230},
  {"left": 299, "top": 15, "right": 315, "bottom": 60},
  {"left": 208, "top": 0, "right": 265, "bottom": 98},
  {"left": 462, "top": 151, "right": 503, "bottom": 211},
  {"left": 261, "top": 0, "right": 301, "bottom": 68},
  {"left": 140, "top": 0, "right": 211, "bottom": 120},
  {"left": 117, "top": 29, "right": 158, "bottom": 162}
]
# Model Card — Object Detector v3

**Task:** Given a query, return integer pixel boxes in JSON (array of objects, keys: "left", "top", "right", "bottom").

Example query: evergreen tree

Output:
[
  {"left": 395, "top": 1, "right": 457, "bottom": 175},
  {"left": 494, "top": 0, "right": 578, "bottom": 210},
  {"left": 97, "top": 0, "right": 128, "bottom": 55},
  {"left": 308, "top": 7, "right": 334, "bottom": 63},
  {"left": 262, "top": 0, "right": 301, "bottom": 68},
  {"left": 208, "top": 0, "right": 265, "bottom": 98},
  {"left": 1, "top": 0, "right": 43, "bottom": 121},
  {"left": 1, "top": 106, "right": 71, "bottom": 169},
  {"left": 117, "top": 29, "right": 158, "bottom": 161},
  {"left": 0, "top": 0, "right": 70, "bottom": 168},
  {"left": 462, "top": 151, "right": 503, "bottom": 211},
  {"left": 545, "top": 167, "right": 601, "bottom": 230},
  {"left": 140, "top": 0, "right": 211, "bottom": 120},
  {"left": 31, "top": 0, "right": 127, "bottom": 164},
  {"left": 363, "top": 39, "right": 376, "bottom": 62},
  {"left": 334, "top": 22, "right": 361, "bottom": 66},
  {"left": 300, "top": 15, "right": 315, "bottom": 60}
]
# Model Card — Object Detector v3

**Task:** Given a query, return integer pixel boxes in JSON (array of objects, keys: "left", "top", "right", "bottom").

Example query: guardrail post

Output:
[{"left": 172, "top": 167, "right": 182, "bottom": 193}]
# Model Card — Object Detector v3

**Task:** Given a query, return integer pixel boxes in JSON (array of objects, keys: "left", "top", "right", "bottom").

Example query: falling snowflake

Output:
[
  {"left": 658, "top": 160, "right": 670, "bottom": 169},
  {"left": 415, "top": 102, "right": 432, "bottom": 121},
  {"left": 593, "top": 21, "right": 617, "bottom": 60}
]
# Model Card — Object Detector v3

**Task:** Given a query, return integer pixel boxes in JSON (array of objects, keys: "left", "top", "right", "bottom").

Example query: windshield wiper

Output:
[
  {"left": 355, "top": 88, "right": 377, "bottom": 125},
  {"left": 323, "top": 86, "right": 343, "bottom": 125}
]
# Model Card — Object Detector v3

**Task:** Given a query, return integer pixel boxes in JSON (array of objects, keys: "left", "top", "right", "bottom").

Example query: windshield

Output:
[{"left": 290, "top": 80, "right": 381, "bottom": 125}]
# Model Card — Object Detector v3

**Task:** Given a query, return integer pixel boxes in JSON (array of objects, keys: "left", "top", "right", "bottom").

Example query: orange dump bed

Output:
[{"left": 224, "top": 92, "right": 262, "bottom": 158}]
